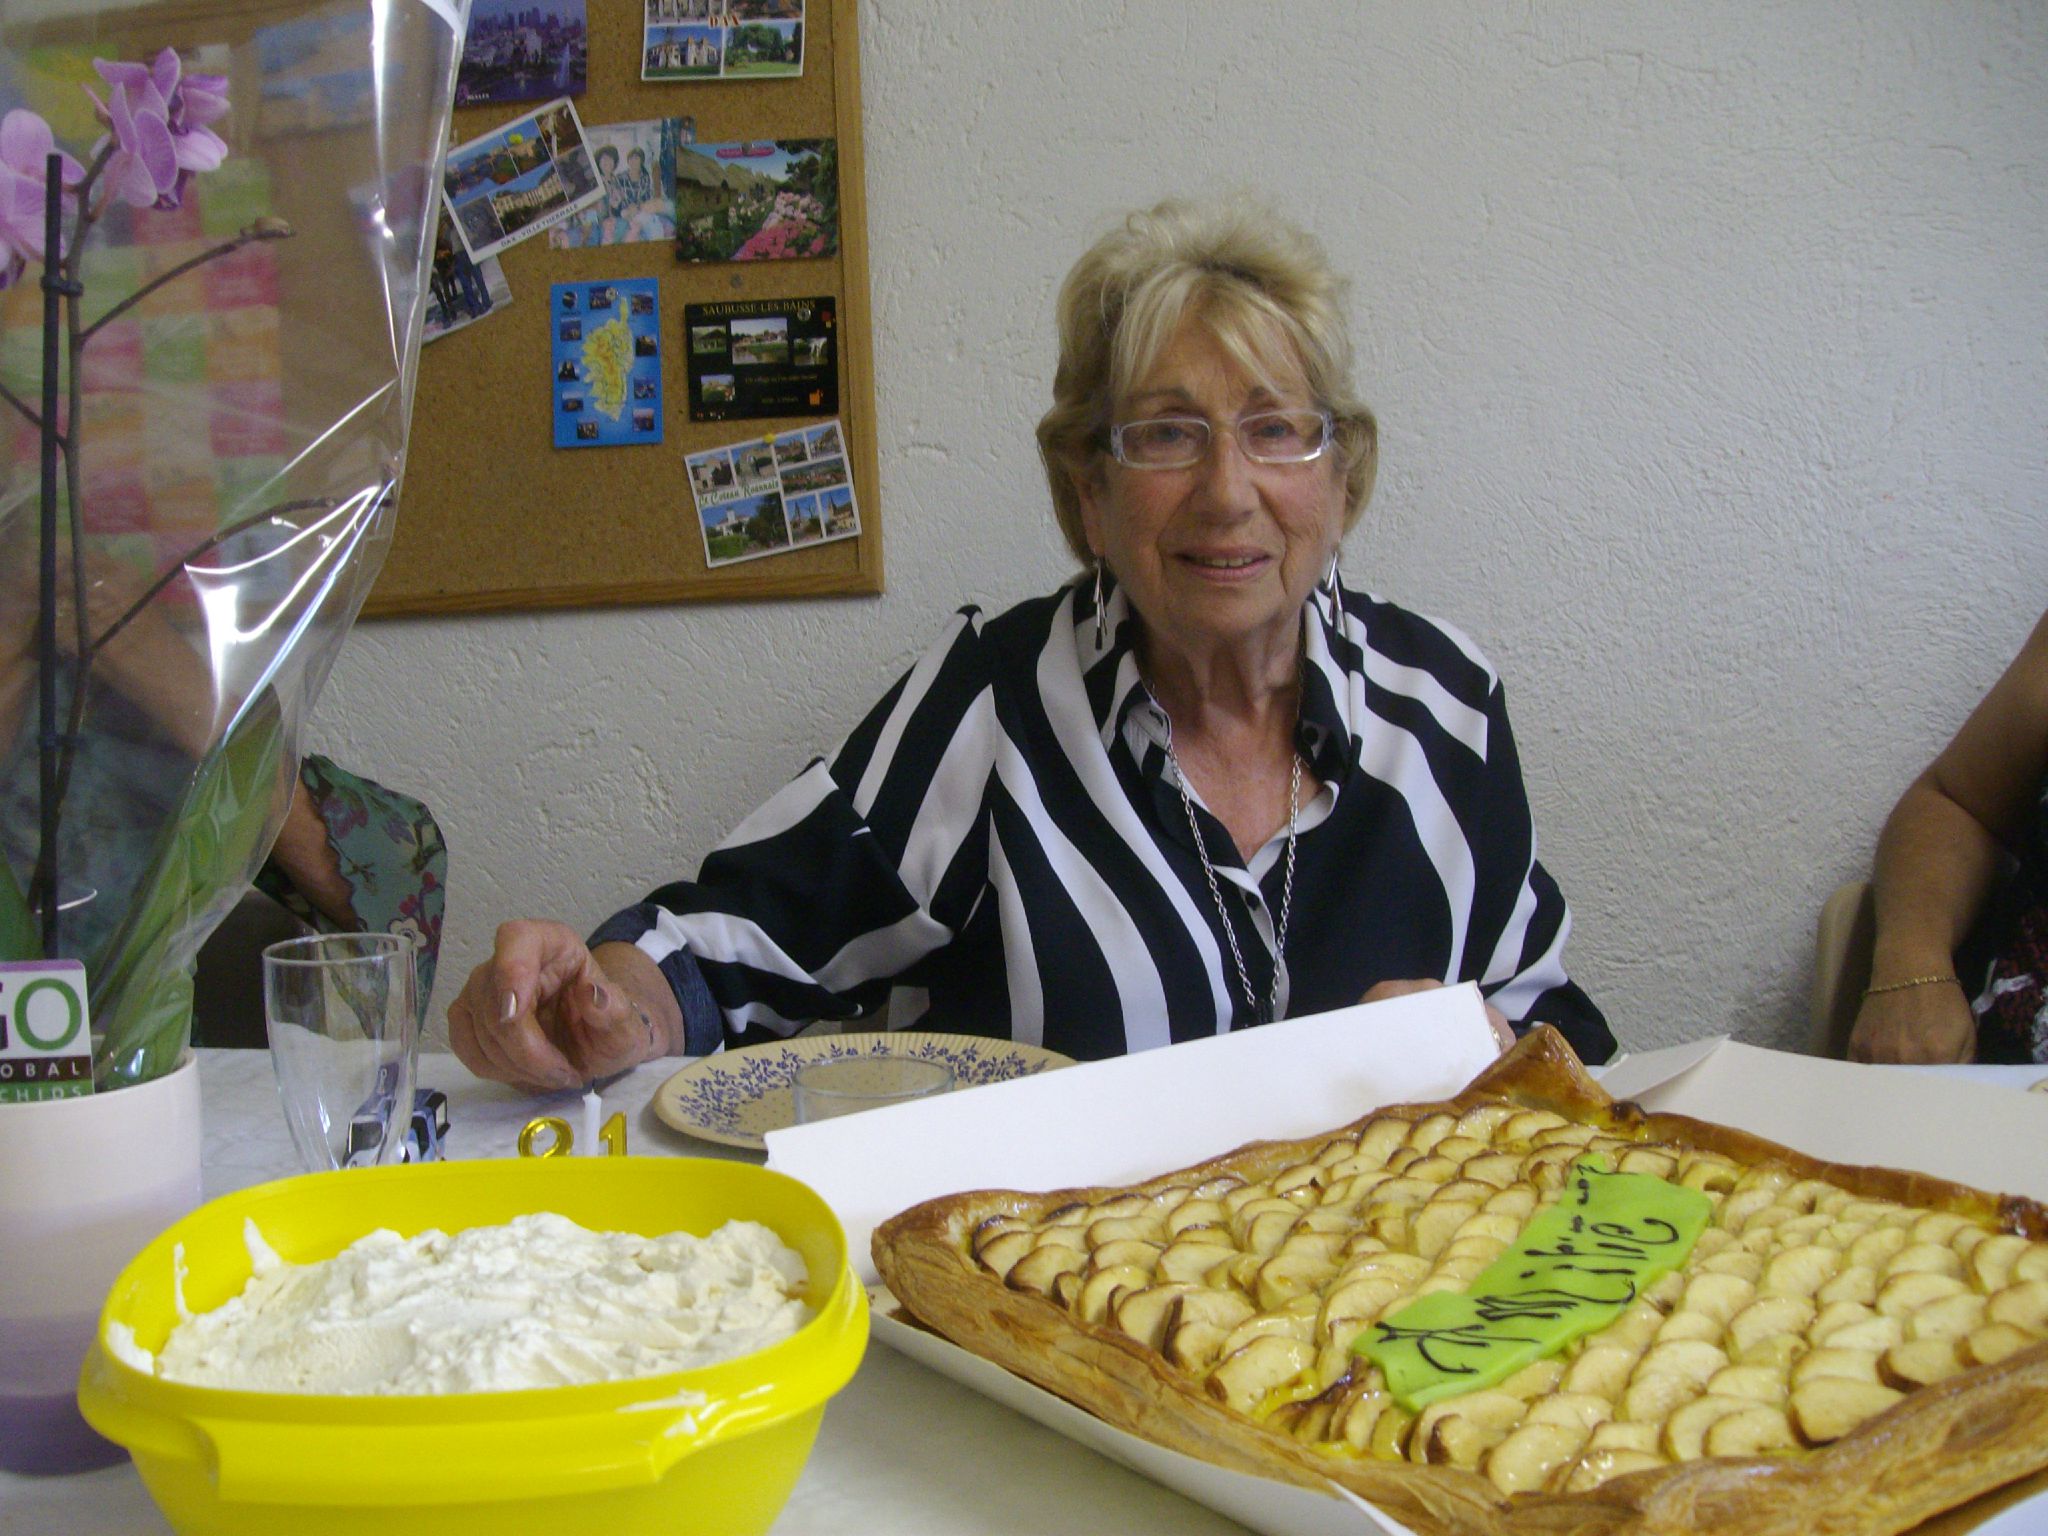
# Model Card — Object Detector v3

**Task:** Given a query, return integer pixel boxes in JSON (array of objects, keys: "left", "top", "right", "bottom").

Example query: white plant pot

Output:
[{"left": 0, "top": 1055, "right": 202, "bottom": 1474}]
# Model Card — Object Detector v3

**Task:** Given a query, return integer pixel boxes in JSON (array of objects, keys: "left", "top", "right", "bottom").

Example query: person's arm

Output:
[
  {"left": 264, "top": 779, "right": 358, "bottom": 929},
  {"left": 447, "top": 765, "right": 964, "bottom": 1092},
  {"left": 447, "top": 921, "right": 685, "bottom": 1093},
  {"left": 1850, "top": 610, "right": 2048, "bottom": 1063},
  {"left": 450, "top": 608, "right": 1000, "bottom": 1092}
]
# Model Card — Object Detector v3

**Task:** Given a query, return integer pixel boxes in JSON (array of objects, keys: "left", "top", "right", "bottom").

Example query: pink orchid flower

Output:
[
  {"left": 88, "top": 48, "right": 229, "bottom": 211},
  {"left": 0, "top": 110, "right": 85, "bottom": 289}
]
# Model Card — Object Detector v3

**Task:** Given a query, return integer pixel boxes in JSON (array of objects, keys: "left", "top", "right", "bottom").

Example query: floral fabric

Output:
[{"left": 255, "top": 754, "right": 445, "bottom": 1032}]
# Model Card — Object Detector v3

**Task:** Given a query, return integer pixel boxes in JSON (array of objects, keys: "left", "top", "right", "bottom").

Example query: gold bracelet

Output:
[{"left": 1863, "top": 974, "right": 1961, "bottom": 997}]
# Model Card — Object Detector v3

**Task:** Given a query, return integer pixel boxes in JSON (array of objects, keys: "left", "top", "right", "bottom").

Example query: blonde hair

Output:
[{"left": 1036, "top": 197, "right": 1378, "bottom": 566}]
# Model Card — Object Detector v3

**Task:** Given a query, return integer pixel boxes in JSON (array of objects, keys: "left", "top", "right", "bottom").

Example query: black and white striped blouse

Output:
[{"left": 592, "top": 577, "right": 1613, "bottom": 1063}]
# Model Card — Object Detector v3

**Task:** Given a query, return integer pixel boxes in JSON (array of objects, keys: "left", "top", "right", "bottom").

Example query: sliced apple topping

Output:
[{"left": 957, "top": 1091, "right": 2045, "bottom": 1481}]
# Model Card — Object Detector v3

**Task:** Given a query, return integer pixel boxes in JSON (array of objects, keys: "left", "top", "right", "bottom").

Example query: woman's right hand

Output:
[
  {"left": 1847, "top": 981, "right": 1976, "bottom": 1064},
  {"left": 448, "top": 919, "right": 657, "bottom": 1093}
]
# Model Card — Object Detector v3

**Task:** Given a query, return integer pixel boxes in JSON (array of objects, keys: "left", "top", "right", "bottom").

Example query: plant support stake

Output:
[{"left": 35, "top": 151, "right": 73, "bottom": 957}]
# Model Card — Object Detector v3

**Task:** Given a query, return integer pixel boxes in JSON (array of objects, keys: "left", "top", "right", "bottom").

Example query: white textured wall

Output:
[{"left": 317, "top": 2, "right": 2048, "bottom": 1054}]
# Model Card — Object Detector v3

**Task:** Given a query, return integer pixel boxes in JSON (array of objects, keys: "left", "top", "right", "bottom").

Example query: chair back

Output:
[{"left": 1810, "top": 880, "right": 1875, "bottom": 1057}]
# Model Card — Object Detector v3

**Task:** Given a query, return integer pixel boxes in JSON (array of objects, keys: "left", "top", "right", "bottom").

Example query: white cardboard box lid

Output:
[
  {"left": 1596, "top": 1037, "right": 2048, "bottom": 1201},
  {"left": 767, "top": 987, "right": 1493, "bottom": 1536},
  {"left": 767, "top": 985, "right": 1502, "bottom": 1288}
]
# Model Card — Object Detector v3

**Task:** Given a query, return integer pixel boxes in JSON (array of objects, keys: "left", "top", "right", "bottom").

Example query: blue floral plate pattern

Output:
[{"left": 652, "top": 1032, "right": 1075, "bottom": 1149}]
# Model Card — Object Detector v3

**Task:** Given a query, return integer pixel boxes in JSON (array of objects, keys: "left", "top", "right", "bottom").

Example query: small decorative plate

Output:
[{"left": 652, "top": 1032, "right": 1075, "bottom": 1150}]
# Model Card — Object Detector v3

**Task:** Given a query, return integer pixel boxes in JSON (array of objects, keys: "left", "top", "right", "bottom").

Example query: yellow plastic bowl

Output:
[{"left": 77, "top": 1157, "right": 868, "bottom": 1536}]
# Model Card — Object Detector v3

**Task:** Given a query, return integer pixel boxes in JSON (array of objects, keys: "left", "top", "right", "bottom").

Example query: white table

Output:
[
  {"left": 5, "top": 1053, "right": 2043, "bottom": 1536},
  {"left": 0, "top": 1050, "right": 1252, "bottom": 1536}
]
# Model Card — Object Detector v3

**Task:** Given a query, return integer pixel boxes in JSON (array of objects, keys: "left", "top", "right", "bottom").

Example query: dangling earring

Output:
[
  {"left": 1322, "top": 554, "right": 1344, "bottom": 615},
  {"left": 1093, "top": 560, "right": 1109, "bottom": 650}
]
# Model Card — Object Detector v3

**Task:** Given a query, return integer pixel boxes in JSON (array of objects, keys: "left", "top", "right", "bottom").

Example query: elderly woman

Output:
[{"left": 450, "top": 197, "right": 1611, "bottom": 1092}]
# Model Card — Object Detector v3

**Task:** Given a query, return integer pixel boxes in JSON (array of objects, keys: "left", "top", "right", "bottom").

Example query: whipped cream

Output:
[{"left": 146, "top": 1213, "right": 810, "bottom": 1394}]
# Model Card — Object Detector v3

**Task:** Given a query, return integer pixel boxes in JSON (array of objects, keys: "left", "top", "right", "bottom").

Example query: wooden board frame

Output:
[{"left": 364, "top": 0, "right": 881, "bottom": 617}]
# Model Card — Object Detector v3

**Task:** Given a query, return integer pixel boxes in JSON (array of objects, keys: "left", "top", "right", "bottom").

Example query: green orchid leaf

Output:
[
  {"left": 0, "top": 856, "right": 34, "bottom": 962},
  {"left": 91, "top": 693, "right": 286, "bottom": 1089}
]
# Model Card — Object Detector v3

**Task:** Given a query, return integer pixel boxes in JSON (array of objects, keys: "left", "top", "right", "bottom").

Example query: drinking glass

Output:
[
  {"left": 791, "top": 1055, "right": 954, "bottom": 1124},
  {"left": 262, "top": 933, "right": 419, "bottom": 1170}
]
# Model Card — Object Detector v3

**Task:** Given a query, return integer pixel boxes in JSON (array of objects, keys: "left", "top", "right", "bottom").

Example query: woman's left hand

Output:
[{"left": 1361, "top": 978, "right": 1516, "bottom": 1054}]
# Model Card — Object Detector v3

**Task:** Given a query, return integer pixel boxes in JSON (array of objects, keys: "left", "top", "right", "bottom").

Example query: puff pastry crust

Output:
[{"left": 872, "top": 1028, "right": 2048, "bottom": 1536}]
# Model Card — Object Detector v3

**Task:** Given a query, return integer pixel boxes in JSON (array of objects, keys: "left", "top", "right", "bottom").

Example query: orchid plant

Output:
[
  {"left": 1, "top": 50, "right": 301, "bottom": 1088},
  {"left": 0, "top": 51, "right": 231, "bottom": 288}
]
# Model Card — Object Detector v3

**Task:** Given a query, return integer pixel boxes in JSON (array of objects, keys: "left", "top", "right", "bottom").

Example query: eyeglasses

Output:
[{"left": 1106, "top": 408, "right": 1334, "bottom": 470}]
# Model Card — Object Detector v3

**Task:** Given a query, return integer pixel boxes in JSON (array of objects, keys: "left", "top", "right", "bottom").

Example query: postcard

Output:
[
  {"left": 673, "top": 139, "right": 837, "bottom": 264},
  {"left": 549, "top": 117, "right": 695, "bottom": 250},
  {"left": 443, "top": 97, "right": 603, "bottom": 263},
  {"left": 688, "top": 418, "right": 858, "bottom": 567},
  {"left": 424, "top": 207, "right": 512, "bottom": 344},
  {"left": 683, "top": 294, "right": 837, "bottom": 421},
  {"left": 643, "top": 0, "right": 803, "bottom": 83},
  {"left": 551, "top": 279, "right": 663, "bottom": 448},
  {"left": 457, "top": 0, "right": 587, "bottom": 106}
]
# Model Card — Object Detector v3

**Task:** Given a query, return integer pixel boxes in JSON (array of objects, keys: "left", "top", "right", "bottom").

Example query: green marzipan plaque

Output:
[{"left": 1357, "top": 1156, "right": 1713, "bottom": 1411}]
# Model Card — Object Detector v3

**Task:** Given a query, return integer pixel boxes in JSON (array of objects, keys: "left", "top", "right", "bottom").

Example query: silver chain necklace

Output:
[{"left": 1155, "top": 704, "right": 1301, "bottom": 1025}]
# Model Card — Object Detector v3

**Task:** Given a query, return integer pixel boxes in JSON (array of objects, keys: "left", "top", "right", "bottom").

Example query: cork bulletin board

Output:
[{"left": 365, "top": 0, "right": 880, "bottom": 617}]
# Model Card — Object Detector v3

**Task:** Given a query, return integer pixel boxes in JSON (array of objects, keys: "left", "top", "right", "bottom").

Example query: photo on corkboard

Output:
[
  {"left": 698, "top": 489, "right": 789, "bottom": 563},
  {"left": 549, "top": 116, "right": 694, "bottom": 249},
  {"left": 643, "top": 1, "right": 803, "bottom": 82},
  {"left": 443, "top": 98, "right": 602, "bottom": 262},
  {"left": 424, "top": 207, "right": 512, "bottom": 344},
  {"left": 551, "top": 279, "right": 663, "bottom": 448},
  {"left": 721, "top": 17, "right": 803, "bottom": 79},
  {"left": 457, "top": 0, "right": 587, "bottom": 106},
  {"left": 686, "top": 444, "right": 741, "bottom": 507},
  {"left": 643, "top": 22, "right": 722, "bottom": 81},
  {"left": 731, "top": 315, "right": 788, "bottom": 364},
  {"left": 687, "top": 421, "right": 861, "bottom": 568},
  {"left": 685, "top": 295, "right": 837, "bottom": 422},
  {"left": 817, "top": 479, "right": 859, "bottom": 539},
  {"left": 784, "top": 492, "right": 821, "bottom": 544},
  {"left": 673, "top": 140, "right": 837, "bottom": 264},
  {"left": 734, "top": 438, "right": 780, "bottom": 495}
]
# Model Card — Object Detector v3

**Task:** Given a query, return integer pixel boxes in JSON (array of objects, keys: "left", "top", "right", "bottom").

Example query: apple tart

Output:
[{"left": 872, "top": 1028, "right": 2048, "bottom": 1536}]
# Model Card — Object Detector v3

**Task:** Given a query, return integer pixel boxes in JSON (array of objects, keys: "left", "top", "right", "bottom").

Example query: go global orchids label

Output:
[
  {"left": 1358, "top": 1157, "right": 1713, "bottom": 1410},
  {"left": 0, "top": 960, "right": 94, "bottom": 1103}
]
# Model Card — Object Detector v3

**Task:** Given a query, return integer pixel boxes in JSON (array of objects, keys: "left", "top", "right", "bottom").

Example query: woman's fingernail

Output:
[
  {"left": 502, "top": 992, "right": 518, "bottom": 1022},
  {"left": 592, "top": 982, "right": 609, "bottom": 1010}
]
